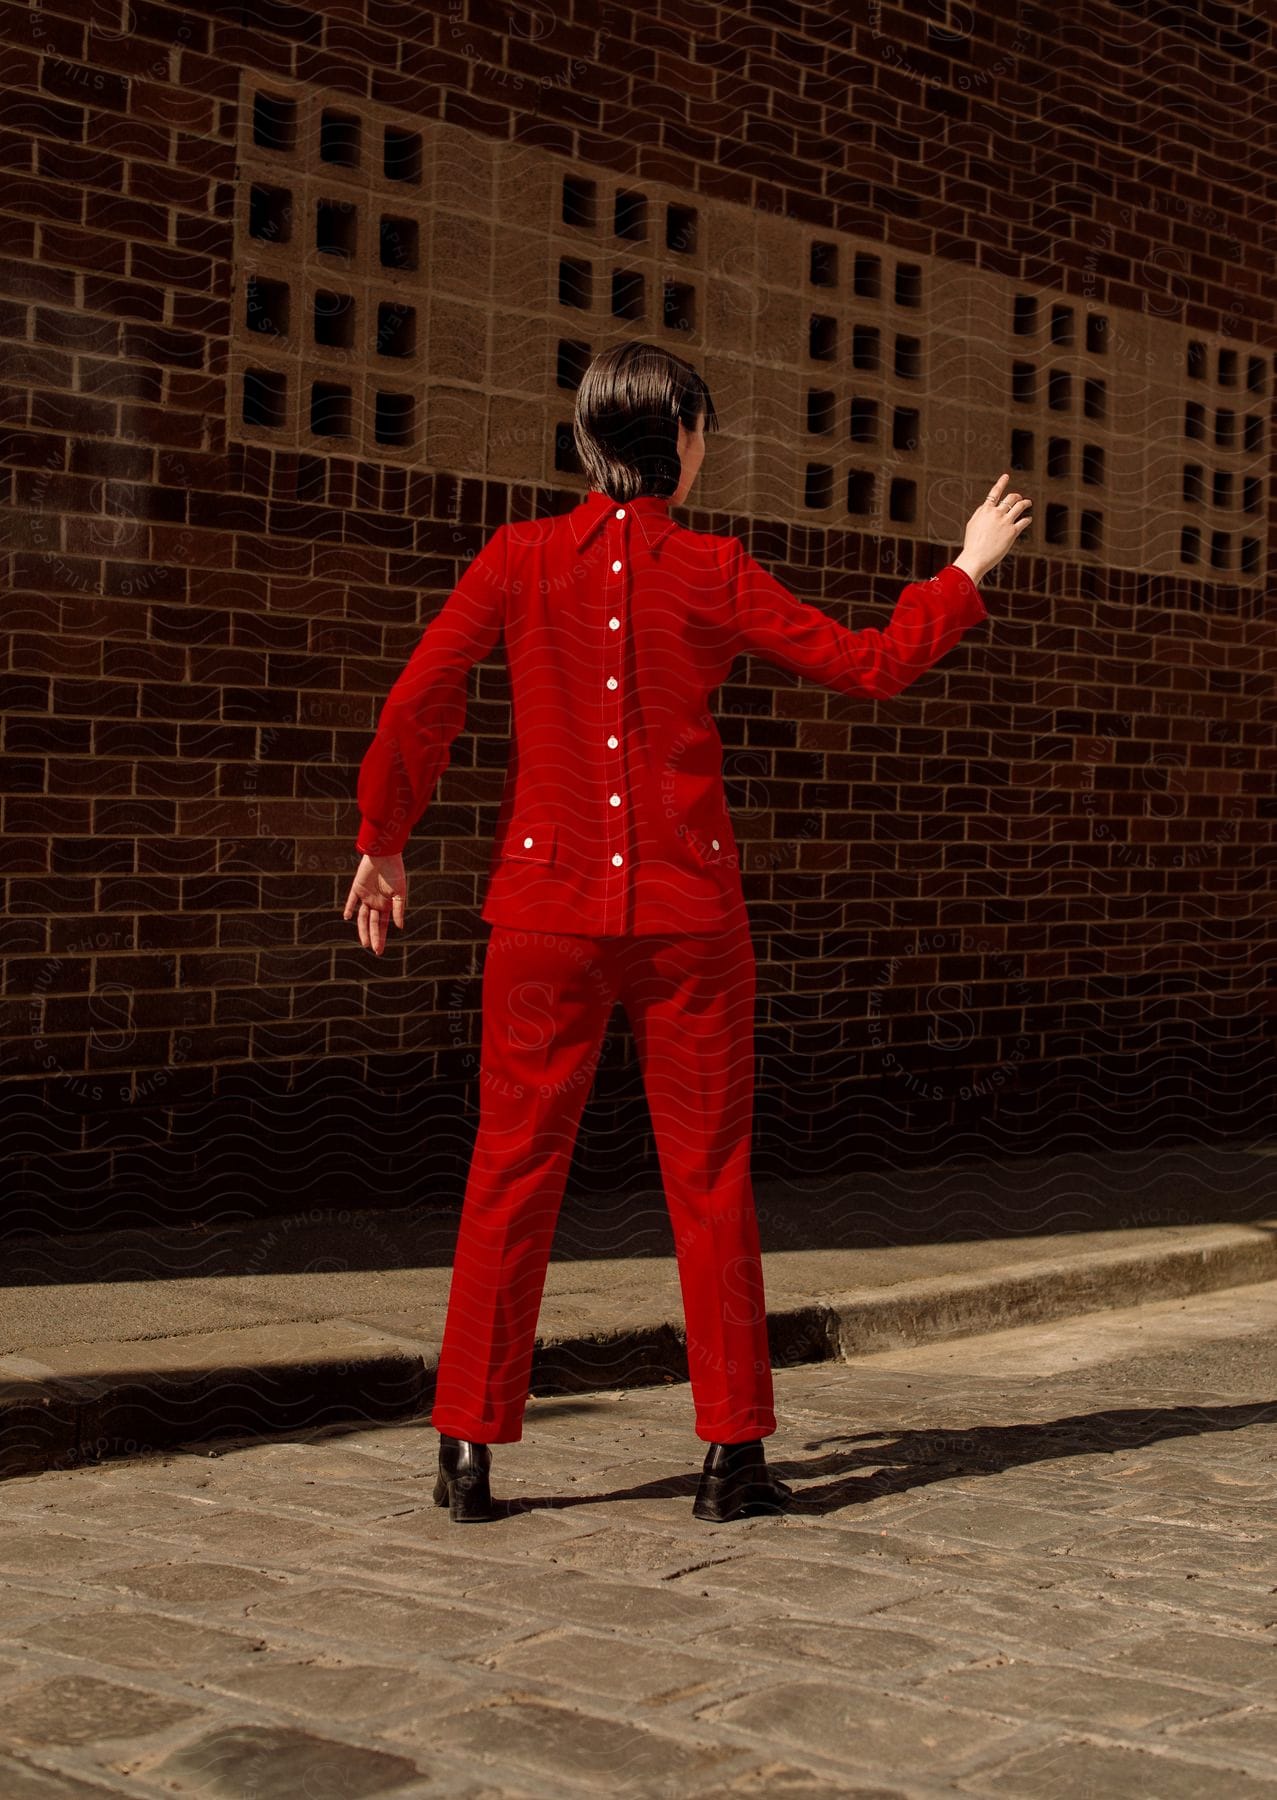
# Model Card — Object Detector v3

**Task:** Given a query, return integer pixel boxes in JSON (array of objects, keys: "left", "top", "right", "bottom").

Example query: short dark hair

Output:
[{"left": 572, "top": 339, "right": 719, "bottom": 502}]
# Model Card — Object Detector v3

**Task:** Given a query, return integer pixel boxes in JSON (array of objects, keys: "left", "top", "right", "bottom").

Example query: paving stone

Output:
[
  {"left": 695, "top": 1678, "right": 1020, "bottom": 1772},
  {"left": 0, "top": 1672, "right": 204, "bottom": 1747},
  {"left": 241, "top": 1581, "right": 522, "bottom": 1655},
  {"left": 124, "top": 1722, "right": 423, "bottom": 1798},
  {"left": 965, "top": 1734, "right": 1277, "bottom": 1796},
  {"left": 87, "top": 1561, "right": 293, "bottom": 1603},
  {"left": 0, "top": 1755, "right": 137, "bottom": 1798},
  {"left": 432, "top": 1695, "right": 738, "bottom": 1790},
  {"left": 868, "top": 1588, "right": 1151, "bottom": 1651},
  {"left": 1095, "top": 1625, "right": 1277, "bottom": 1691},
  {"left": 1171, "top": 1704, "right": 1277, "bottom": 1756},
  {"left": 909, "top": 1656, "right": 1213, "bottom": 1730},
  {"left": 895, "top": 1498, "right": 1107, "bottom": 1550},
  {"left": 687, "top": 1617, "right": 942, "bottom": 1674},
  {"left": 687, "top": 1552, "right": 936, "bottom": 1617},
  {"left": 204, "top": 1657, "right": 470, "bottom": 1718},
  {"left": 19, "top": 1609, "right": 271, "bottom": 1676},
  {"left": 0, "top": 1534, "right": 123, "bottom": 1573},
  {"left": 449, "top": 1563, "right": 731, "bottom": 1633},
  {"left": 471, "top": 1626, "right": 730, "bottom": 1703}
]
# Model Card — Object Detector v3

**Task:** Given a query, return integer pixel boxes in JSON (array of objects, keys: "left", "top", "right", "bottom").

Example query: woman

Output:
[{"left": 344, "top": 340, "right": 1031, "bottom": 1523}]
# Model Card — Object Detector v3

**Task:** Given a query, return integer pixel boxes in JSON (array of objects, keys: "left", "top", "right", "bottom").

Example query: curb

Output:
[{"left": 2, "top": 1222, "right": 1274, "bottom": 1480}]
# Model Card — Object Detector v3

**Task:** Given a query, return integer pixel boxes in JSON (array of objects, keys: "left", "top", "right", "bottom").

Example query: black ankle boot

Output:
[
  {"left": 692, "top": 1437, "right": 792, "bottom": 1522},
  {"left": 433, "top": 1433, "right": 494, "bottom": 1523}
]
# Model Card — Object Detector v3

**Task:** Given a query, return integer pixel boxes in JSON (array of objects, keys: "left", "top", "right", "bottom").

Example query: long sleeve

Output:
[
  {"left": 355, "top": 524, "right": 508, "bottom": 856},
  {"left": 728, "top": 538, "right": 989, "bottom": 701}
]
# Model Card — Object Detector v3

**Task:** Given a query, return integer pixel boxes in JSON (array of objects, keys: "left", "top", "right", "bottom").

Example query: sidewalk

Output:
[{"left": 2, "top": 1139, "right": 1274, "bottom": 1479}]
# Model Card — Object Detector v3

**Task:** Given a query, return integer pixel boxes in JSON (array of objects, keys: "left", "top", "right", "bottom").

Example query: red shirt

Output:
[{"left": 355, "top": 487, "right": 990, "bottom": 934}]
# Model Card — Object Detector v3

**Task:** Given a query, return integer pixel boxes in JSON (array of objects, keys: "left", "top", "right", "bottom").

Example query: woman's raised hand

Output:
[
  {"left": 343, "top": 852, "right": 407, "bottom": 955},
  {"left": 959, "top": 472, "right": 1033, "bottom": 581}
]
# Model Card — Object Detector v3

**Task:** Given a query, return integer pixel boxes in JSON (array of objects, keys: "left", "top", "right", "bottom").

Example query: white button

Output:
[
  {"left": 612, "top": 852, "right": 623, "bottom": 866},
  {"left": 711, "top": 839, "right": 719, "bottom": 850},
  {"left": 607, "top": 735, "right": 618, "bottom": 748},
  {"left": 609, "top": 616, "right": 619, "bottom": 629},
  {"left": 606, "top": 677, "right": 617, "bottom": 689},
  {"left": 610, "top": 793, "right": 620, "bottom": 806},
  {"left": 612, "top": 559, "right": 622, "bottom": 572},
  {"left": 615, "top": 508, "right": 625, "bottom": 519},
  {"left": 523, "top": 835, "right": 533, "bottom": 848}
]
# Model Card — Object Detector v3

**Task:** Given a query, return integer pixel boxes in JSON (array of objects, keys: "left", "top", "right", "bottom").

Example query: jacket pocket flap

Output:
[{"left": 500, "top": 823, "right": 557, "bottom": 863}]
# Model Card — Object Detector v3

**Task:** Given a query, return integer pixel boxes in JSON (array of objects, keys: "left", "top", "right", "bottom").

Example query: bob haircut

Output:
[{"left": 572, "top": 339, "right": 719, "bottom": 503}]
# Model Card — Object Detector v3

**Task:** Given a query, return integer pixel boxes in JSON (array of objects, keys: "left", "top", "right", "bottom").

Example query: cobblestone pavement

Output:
[{"left": 0, "top": 1279, "right": 1274, "bottom": 1799}]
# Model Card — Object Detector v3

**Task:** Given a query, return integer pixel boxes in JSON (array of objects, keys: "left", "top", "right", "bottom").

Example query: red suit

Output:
[{"left": 356, "top": 489, "right": 989, "bottom": 1442}]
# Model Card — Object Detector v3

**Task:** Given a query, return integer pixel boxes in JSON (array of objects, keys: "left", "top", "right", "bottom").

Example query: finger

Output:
[
  {"left": 989, "top": 471, "right": 1008, "bottom": 502},
  {"left": 342, "top": 878, "right": 359, "bottom": 921},
  {"left": 392, "top": 891, "right": 405, "bottom": 929},
  {"left": 371, "top": 903, "right": 385, "bottom": 955},
  {"left": 356, "top": 901, "right": 370, "bottom": 951}
]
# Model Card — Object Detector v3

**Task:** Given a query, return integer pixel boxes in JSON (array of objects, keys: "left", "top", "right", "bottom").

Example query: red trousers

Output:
[{"left": 429, "top": 912, "right": 777, "bottom": 1445}]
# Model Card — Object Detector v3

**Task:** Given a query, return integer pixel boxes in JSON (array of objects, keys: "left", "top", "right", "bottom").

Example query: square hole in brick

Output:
[
  {"left": 1185, "top": 401, "right": 1206, "bottom": 439},
  {"left": 1244, "top": 412, "right": 1264, "bottom": 452},
  {"left": 1217, "top": 347, "right": 1237, "bottom": 386},
  {"left": 1247, "top": 355, "right": 1266, "bottom": 394},
  {"left": 805, "top": 463, "right": 834, "bottom": 508},
  {"left": 1210, "top": 530, "right": 1230, "bottom": 570},
  {"left": 557, "top": 339, "right": 591, "bottom": 389},
  {"left": 379, "top": 216, "right": 419, "bottom": 271},
  {"left": 615, "top": 189, "right": 647, "bottom": 239},
  {"left": 310, "top": 381, "right": 352, "bottom": 437},
  {"left": 1013, "top": 294, "right": 1037, "bottom": 335},
  {"left": 245, "top": 274, "right": 289, "bottom": 338},
  {"left": 1180, "top": 525, "right": 1200, "bottom": 563},
  {"left": 889, "top": 477, "right": 915, "bottom": 522},
  {"left": 1086, "top": 311, "right": 1108, "bottom": 353},
  {"left": 894, "top": 335, "right": 920, "bottom": 379},
  {"left": 1187, "top": 340, "right": 1207, "bottom": 380},
  {"left": 249, "top": 183, "right": 292, "bottom": 245},
  {"left": 667, "top": 204, "right": 697, "bottom": 253},
  {"left": 612, "top": 269, "right": 644, "bottom": 319},
  {"left": 242, "top": 367, "right": 287, "bottom": 429},
  {"left": 316, "top": 198, "right": 357, "bottom": 259},
  {"left": 663, "top": 281, "right": 695, "bottom": 332},
  {"left": 1044, "top": 503, "right": 1067, "bottom": 544},
  {"left": 252, "top": 91, "right": 297, "bottom": 152},
  {"left": 1241, "top": 536, "right": 1261, "bottom": 574},
  {"left": 1079, "top": 510, "right": 1102, "bottom": 552},
  {"left": 1050, "top": 305, "right": 1074, "bottom": 346},
  {"left": 384, "top": 125, "right": 422, "bottom": 182},
  {"left": 1010, "top": 428, "right": 1033, "bottom": 470},
  {"left": 1243, "top": 475, "right": 1262, "bottom": 512},
  {"left": 895, "top": 263, "right": 921, "bottom": 307},
  {"left": 563, "top": 176, "right": 596, "bottom": 228},
  {"left": 850, "top": 397, "right": 877, "bottom": 442},
  {"left": 847, "top": 469, "right": 874, "bottom": 514},
  {"left": 1083, "top": 378, "right": 1106, "bottom": 420},
  {"left": 376, "top": 300, "right": 416, "bottom": 358},
  {"left": 853, "top": 253, "right": 880, "bottom": 298},
  {"left": 1048, "top": 369, "right": 1071, "bottom": 410},
  {"left": 1213, "top": 470, "right": 1233, "bottom": 507},
  {"left": 810, "top": 315, "right": 838, "bottom": 360},
  {"left": 1214, "top": 409, "right": 1235, "bottom": 447},
  {"left": 852, "top": 324, "right": 879, "bottom": 371},
  {"left": 810, "top": 240, "right": 838, "bottom": 286},
  {"left": 892, "top": 407, "right": 920, "bottom": 452},
  {"left": 320, "top": 109, "right": 360, "bottom": 168},
  {"left": 313, "top": 289, "right": 355, "bottom": 348},
  {"left": 554, "top": 420, "right": 581, "bottom": 474},
  {"left": 1047, "top": 438, "right": 1069, "bottom": 477},
  {"left": 1012, "top": 362, "right": 1035, "bottom": 403},
  {"left": 807, "top": 390, "right": 836, "bottom": 433},
  {"left": 1082, "top": 444, "right": 1104, "bottom": 485},
  {"left": 559, "top": 258, "right": 590, "bottom": 308},
  {"left": 1182, "top": 462, "right": 1204, "bottom": 504},
  {"left": 374, "top": 391, "right": 414, "bottom": 447}
]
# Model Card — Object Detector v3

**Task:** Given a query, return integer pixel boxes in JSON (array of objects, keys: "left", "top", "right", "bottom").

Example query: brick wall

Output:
[{"left": 1, "top": 0, "right": 1273, "bottom": 1235}]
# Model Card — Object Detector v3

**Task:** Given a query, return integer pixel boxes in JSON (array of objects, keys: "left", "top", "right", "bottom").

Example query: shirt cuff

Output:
[
  {"left": 355, "top": 824, "right": 405, "bottom": 857},
  {"left": 936, "top": 562, "right": 990, "bottom": 624}
]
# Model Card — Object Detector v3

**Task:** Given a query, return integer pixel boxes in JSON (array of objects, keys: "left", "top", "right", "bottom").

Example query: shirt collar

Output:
[{"left": 570, "top": 488, "right": 679, "bottom": 555}]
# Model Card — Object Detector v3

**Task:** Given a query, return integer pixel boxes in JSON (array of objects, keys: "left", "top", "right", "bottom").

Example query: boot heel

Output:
[
  {"left": 434, "top": 1435, "right": 495, "bottom": 1523},
  {"left": 693, "top": 1441, "right": 792, "bottom": 1523}
]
